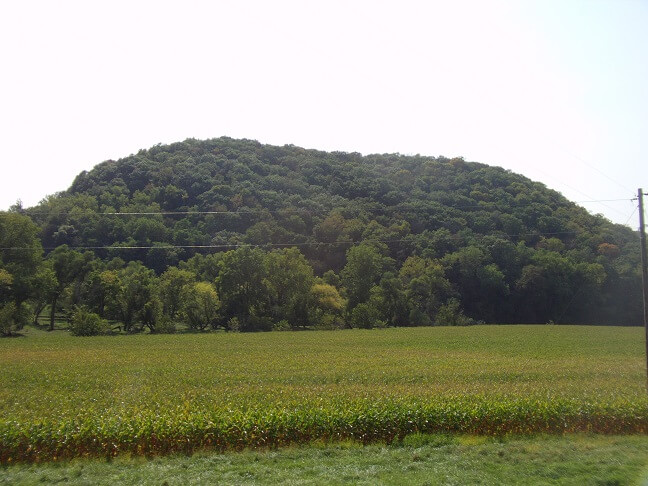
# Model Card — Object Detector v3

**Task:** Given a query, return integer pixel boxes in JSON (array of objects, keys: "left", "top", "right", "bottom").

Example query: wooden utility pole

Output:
[{"left": 638, "top": 189, "right": 648, "bottom": 391}]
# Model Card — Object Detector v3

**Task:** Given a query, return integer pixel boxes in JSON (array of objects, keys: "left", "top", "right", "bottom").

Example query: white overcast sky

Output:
[{"left": 1, "top": 0, "right": 646, "bottom": 226}]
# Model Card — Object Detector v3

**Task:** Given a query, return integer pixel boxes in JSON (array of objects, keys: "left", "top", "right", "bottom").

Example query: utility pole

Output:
[{"left": 638, "top": 189, "right": 648, "bottom": 391}]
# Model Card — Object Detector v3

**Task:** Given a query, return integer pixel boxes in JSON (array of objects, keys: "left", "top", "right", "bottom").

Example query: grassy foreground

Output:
[
  {"left": 1, "top": 325, "right": 647, "bottom": 463},
  {"left": 2, "top": 434, "right": 648, "bottom": 485}
]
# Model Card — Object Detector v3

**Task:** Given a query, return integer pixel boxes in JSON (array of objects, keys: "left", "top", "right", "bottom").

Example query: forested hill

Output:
[{"left": 1, "top": 137, "right": 642, "bottom": 333}]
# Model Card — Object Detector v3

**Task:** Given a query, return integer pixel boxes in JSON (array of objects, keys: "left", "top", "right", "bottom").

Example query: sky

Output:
[{"left": 0, "top": 0, "right": 646, "bottom": 226}]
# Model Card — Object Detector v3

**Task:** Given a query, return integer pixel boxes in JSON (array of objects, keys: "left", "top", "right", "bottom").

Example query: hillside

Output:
[{"left": 2, "top": 137, "right": 643, "bottom": 329}]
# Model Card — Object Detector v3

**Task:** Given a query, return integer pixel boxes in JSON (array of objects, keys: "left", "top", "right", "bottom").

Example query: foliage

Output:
[
  {"left": 341, "top": 243, "right": 390, "bottom": 310},
  {"left": 159, "top": 267, "right": 195, "bottom": 319},
  {"left": 46, "top": 245, "right": 95, "bottom": 330},
  {"left": 0, "top": 213, "right": 43, "bottom": 304},
  {"left": 217, "top": 247, "right": 269, "bottom": 330},
  {"left": 309, "top": 282, "right": 345, "bottom": 327},
  {"left": 349, "top": 302, "right": 385, "bottom": 329},
  {"left": 401, "top": 256, "right": 453, "bottom": 324},
  {"left": 69, "top": 307, "right": 109, "bottom": 336},
  {"left": 0, "top": 213, "right": 44, "bottom": 333},
  {"left": 313, "top": 313, "right": 345, "bottom": 330},
  {"left": 434, "top": 298, "right": 473, "bottom": 326},
  {"left": 0, "top": 269, "right": 13, "bottom": 304},
  {"left": 28, "top": 262, "right": 57, "bottom": 324},
  {"left": 2, "top": 136, "right": 643, "bottom": 327},
  {"left": 0, "top": 302, "right": 18, "bottom": 336},
  {"left": 182, "top": 281, "right": 221, "bottom": 331},
  {"left": 264, "top": 248, "right": 314, "bottom": 328},
  {"left": 227, "top": 316, "right": 241, "bottom": 332},
  {"left": 272, "top": 319, "right": 291, "bottom": 331},
  {"left": 104, "top": 261, "right": 158, "bottom": 332},
  {"left": 154, "top": 316, "right": 176, "bottom": 334}
]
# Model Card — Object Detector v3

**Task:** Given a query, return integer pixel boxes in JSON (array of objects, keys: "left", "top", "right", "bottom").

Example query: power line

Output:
[
  {"left": 576, "top": 198, "right": 637, "bottom": 203},
  {"left": 0, "top": 198, "right": 635, "bottom": 218},
  {"left": 0, "top": 231, "right": 589, "bottom": 251},
  {"left": 463, "top": 95, "right": 636, "bottom": 218},
  {"left": 624, "top": 205, "right": 639, "bottom": 227},
  {"left": 526, "top": 165, "right": 631, "bottom": 218},
  {"left": 493, "top": 103, "right": 634, "bottom": 194},
  {"left": 537, "top": 138, "right": 632, "bottom": 193},
  {"left": 16, "top": 209, "right": 315, "bottom": 216}
]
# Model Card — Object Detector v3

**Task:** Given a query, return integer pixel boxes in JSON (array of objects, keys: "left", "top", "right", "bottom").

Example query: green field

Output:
[{"left": 1, "top": 325, "right": 647, "bottom": 463}]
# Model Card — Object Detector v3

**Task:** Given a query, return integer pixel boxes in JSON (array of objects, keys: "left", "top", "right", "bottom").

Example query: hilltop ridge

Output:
[{"left": 16, "top": 137, "right": 643, "bottom": 325}]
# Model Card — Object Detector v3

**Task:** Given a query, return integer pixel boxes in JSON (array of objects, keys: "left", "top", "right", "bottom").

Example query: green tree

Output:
[
  {"left": 182, "top": 282, "right": 221, "bottom": 331},
  {"left": 29, "top": 262, "right": 58, "bottom": 325},
  {"left": 264, "top": 248, "right": 314, "bottom": 328},
  {"left": 180, "top": 253, "right": 223, "bottom": 282},
  {"left": 83, "top": 269, "right": 122, "bottom": 318},
  {"left": 515, "top": 250, "right": 606, "bottom": 324},
  {"left": 0, "top": 213, "right": 43, "bottom": 330},
  {"left": 321, "top": 270, "right": 341, "bottom": 288},
  {"left": 442, "top": 247, "right": 508, "bottom": 322},
  {"left": 46, "top": 246, "right": 94, "bottom": 331},
  {"left": 217, "top": 247, "right": 269, "bottom": 330},
  {"left": 400, "top": 256, "right": 453, "bottom": 325},
  {"left": 309, "top": 282, "right": 345, "bottom": 328},
  {"left": 159, "top": 267, "right": 196, "bottom": 319},
  {"left": 0, "top": 213, "right": 42, "bottom": 277},
  {"left": 372, "top": 272, "right": 409, "bottom": 327},
  {"left": 349, "top": 302, "right": 385, "bottom": 329},
  {"left": 105, "top": 261, "right": 157, "bottom": 332},
  {"left": 341, "top": 243, "right": 388, "bottom": 310},
  {"left": 19, "top": 137, "right": 644, "bottom": 326}
]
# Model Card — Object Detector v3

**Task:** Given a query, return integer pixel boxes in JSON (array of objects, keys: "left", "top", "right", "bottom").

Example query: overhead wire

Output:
[
  {"left": 491, "top": 97, "right": 634, "bottom": 194},
  {"left": 531, "top": 134, "right": 632, "bottom": 194},
  {"left": 623, "top": 204, "right": 639, "bottom": 227},
  {"left": 0, "top": 231, "right": 592, "bottom": 251},
  {"left": 461, "top": 88, "right": 637, "bottom": 219},
  {"left": 0, "top": 196, "right": 635, "bottom": 251},
  {"left": 523, "top": 165, "right": 630, "bottom": 218},
  {"left": 0, "top": 197, "right": 635, "bottom": 218}
]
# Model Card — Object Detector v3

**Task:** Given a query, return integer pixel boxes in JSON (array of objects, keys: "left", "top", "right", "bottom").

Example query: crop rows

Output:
[
  {"left": 2, "top": 396, "right": 648, "bottom": 463},
  {"left": 1, "top": 326, "right": 647, "bottom": 463}
]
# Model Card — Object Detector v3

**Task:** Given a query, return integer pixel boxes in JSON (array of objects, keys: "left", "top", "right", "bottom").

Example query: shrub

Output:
[
  {"left": 0, "top": 302, "right": 18, "bottom": 336},
  {"left": 154, "top": 316, "right": 176, "bottom": 334},
  {"left": 272, "top": 319, "right": 291, "bottom": 331},
  {"left": 247, "top": 314, "right": 274, "bottom": 332},
  {"left": 349, "top": 303, "right": 385, "bottom": 329},
  {"left": 435, "top": 298, "right": 474, "bottom": 326},
  {"left": 227, "top": 317, "right": 240, "bottom": 332},
  {"left": 408, "top": 307, "right": 432, "bottom": 327},
  {"left": 314, "top": 313, "right": 345, "bottom": 330},
  {"left": 69, "top": 307, "right": 109, "bottom": 336}
]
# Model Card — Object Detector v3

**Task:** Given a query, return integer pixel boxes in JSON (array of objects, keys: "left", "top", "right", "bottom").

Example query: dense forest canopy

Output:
[{"left": 0, "top": 137, "right": 643, "bottom": 334}]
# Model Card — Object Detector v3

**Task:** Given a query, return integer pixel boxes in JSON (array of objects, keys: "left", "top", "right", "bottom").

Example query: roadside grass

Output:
[
  {"left": 1, "top": 325, "right": 647, "bottom": 462},
  {"left": 2, "top": 434, "right": 647, "bottom": 485}
]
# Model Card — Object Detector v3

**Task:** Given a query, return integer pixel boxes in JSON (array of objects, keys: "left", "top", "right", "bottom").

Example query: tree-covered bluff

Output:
[{"left": 1, "top": 137, "right": 643, "bottom": 334}]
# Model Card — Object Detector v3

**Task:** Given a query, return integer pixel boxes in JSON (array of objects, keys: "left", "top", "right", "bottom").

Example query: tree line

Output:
[
  {"left": 0, "top": 137, "right": 643, "bottom": 334},
  {"left": 0, "top": 212, "right": 640, "bottom": 336}
]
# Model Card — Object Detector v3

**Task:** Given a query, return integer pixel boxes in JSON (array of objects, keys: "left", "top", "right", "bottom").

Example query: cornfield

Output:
[{"left": 1, "top": 326, "right": 646, "bottom": 463}]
